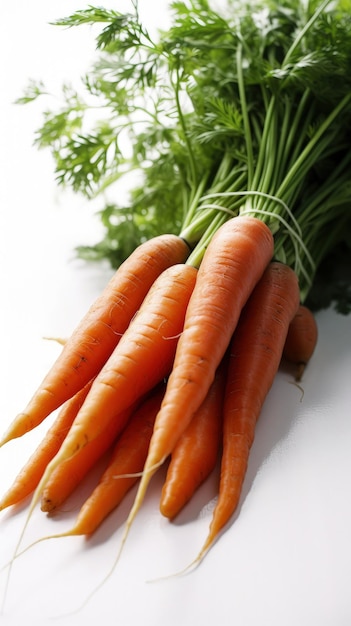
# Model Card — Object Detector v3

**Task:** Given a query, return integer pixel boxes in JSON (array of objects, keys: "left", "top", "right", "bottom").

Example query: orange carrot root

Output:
[{"left": 0, "top": 234, "right": 189, "bottom": 448}]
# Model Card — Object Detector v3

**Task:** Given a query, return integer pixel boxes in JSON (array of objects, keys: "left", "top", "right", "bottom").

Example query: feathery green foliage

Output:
[{"left": 18, "top": 0, "right": 351, "bottom": 311}]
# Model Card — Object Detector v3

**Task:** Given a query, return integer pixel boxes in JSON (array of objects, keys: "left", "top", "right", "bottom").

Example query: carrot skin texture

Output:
[
  {"left": 39, "top": 263, "right": 198, "bottom": 476},
  {"left": 159, "top": 361, "right": 226, "bottom": 520},
  {"left": 71, "top": 384, "right": 166, "bottom": 535},
  {"left": 0, "top": 381, "right": 93, "bottom": 511},
  {"left": 283, "top": 304, "right": 318, "bottom": 381},
  {"left": 40, "top": 403, "right": 137, "bottom": 513},
  {"left": 1, "top": 234, "right": 189, "bottom": 446},
  {"left": 201, "top": 262, "right": 300, "bottom": 556},
  {"left": 121, "top": 215, "right": 274, "bottom": 541}
]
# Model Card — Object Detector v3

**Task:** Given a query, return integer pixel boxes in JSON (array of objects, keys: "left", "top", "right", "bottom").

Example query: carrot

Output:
[
  {"left": 0, "top": 380, "right": 93, "bottom": 512},
  {"left": 159, "top": 360, "right": 226, "bottom": 520},
  {"left": 40, "top": 400, "right": 139, "bottom": 514},
  {"left": 186, "top": 261, "right": 300, "bottom": 567},
  {"left": 118, "top": 215, "right": 274, "bottom": 551},
  {"left": 283, "top": 304, "right": 318, "bottom": 381},
  {"left": 0, "top": 234, "right": 189, "bottom": 448}
]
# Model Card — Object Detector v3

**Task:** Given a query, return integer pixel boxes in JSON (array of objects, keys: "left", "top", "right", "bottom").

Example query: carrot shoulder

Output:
[
  {"left": 0, "top": 234, "right": 189, "bottom": 447},
  {"left": 193, "top": 261, "right": 300, "bottom": 564}
]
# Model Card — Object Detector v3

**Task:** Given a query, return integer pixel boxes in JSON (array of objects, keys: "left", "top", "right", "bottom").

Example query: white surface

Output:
[{"left": 1, "top": 2, "right": 351, "bottom": 625}]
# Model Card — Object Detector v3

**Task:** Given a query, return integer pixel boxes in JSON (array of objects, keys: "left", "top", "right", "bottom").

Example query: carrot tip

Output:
[
  {"left": 147, "top": 542, "right": 212, "bottom": 584},
  {"left": 0, "top": 412, "right": 31, "bottom": 447},
  {"left": 42, "top": 336, "right": 67, "bottom": 346},
  {"left": 0, "top": 428, "right": 12, "bottom": 448},
  {"left": 0, "top": 531, "right": 78, "bottom": 575},
  {"left": 295, "top": 362, "right": 306, "bottom": 382},
  {"left": 0, "top": 495, "right": 11, "bottom": 511}
]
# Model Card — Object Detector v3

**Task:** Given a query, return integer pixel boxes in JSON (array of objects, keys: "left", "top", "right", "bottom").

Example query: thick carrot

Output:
[
  {"left": 119, "top": 215, "right": 274, "bottom": 549},
  {"left": 40, "top": 402, "right": 138, "bottom": 513},
  {"left": 159, "top": 360, "right": 226, "bottom": 520},
  {"left": 283, "top": 304, "right": 318, "bottom": 381},
  {"left": 0, "top": 380, "right": 93, "bottom": 511},
  {"left": 189, "top": 261, "right": 300, "bottom": 566},
  {"left": 0, "top": 234, "right": 189, "bottom": 447}
]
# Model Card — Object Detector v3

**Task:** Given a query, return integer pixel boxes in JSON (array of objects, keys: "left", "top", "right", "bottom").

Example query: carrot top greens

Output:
[{"left": 18, "top": 0, "right": 351, "bottom": 310}]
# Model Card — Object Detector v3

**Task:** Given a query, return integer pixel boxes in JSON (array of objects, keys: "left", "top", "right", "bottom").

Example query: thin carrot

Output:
[
  {"left": 283, "top": 304, "right": 318, "bottom": 381},
  {"left": 68, "top": 382, "right": 166, "bottom": 535},
  {"left": 186, "top": 261, "right": 300, "bottom": 568},
  {"left": 40, "top": 402, "right": 138, "bottom": 513},
  {"left": 0, "top": 380, "right": 93, "bottom": 512},
  {"left": 0, "top": 234, "right": 189, "bottom": 447},
  {"left": 119, "top": 215, "right": 274, "bottom": 551},
  {"left": 159, "top": 360, "right": 226, "bottom": 520}
]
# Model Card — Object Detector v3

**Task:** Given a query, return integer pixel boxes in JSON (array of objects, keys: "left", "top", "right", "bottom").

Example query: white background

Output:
[{"left": 0, "top": 2, "right": 351, "bottom": 625}]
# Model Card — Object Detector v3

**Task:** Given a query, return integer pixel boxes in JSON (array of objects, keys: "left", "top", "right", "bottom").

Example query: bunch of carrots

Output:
[
  {"left": 1, "top": 0, "right": 350, "bottom": 597},
  {"left": 0, "top": 218, "right": 318, "bottom": 567}
]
